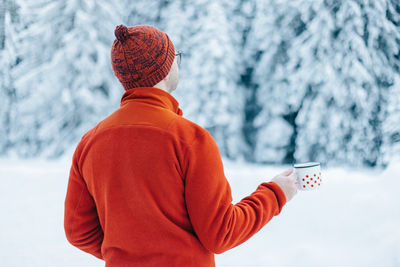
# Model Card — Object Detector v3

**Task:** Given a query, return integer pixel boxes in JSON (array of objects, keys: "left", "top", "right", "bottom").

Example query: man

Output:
[{"left": 64, "top": 24, "right": 300, "bottom": 266}]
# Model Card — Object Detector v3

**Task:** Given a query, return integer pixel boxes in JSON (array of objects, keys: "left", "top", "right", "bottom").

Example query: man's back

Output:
[
  {"left": 68, "top": 87, "right": 213, "bottom": 265},
  {"left": 64, "top": 87, "right": 287, "bottom": 266}
]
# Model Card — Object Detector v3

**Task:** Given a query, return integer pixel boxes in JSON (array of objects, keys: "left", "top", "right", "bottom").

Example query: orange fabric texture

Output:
[{"left": 64, "top": 87, "right": 287, "bottom": 266}]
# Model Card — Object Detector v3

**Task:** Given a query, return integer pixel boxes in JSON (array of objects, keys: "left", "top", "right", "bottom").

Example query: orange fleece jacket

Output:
[{"left": 64, "top": 87, "right": 287, "bottom": 266}]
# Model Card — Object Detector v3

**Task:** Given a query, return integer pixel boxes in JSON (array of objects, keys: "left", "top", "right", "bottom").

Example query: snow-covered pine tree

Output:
[
  {"left": 164, "top": 0, "right": 247, "bottom": 159},
  {"left": 295, "top": 0, "right": 400, "bottom": 168},
  {"left": 124, "top": 0, "right": 170, "bottom": 26},
  {"left": 293, "top": 0, "right": 383, "bottom": 167},
  {"left": 0, "top": 0, "right": 21, "bottom": 156},
  {"left": 381, "top": 0, "right": 400, "bottom": 165},
  {"left": 245, "top": 0, "right": 300, "bottom": 164},
  {"left": 224, "top": 0, "right": 260, "bottom": 161},
  {"left": 11, "top": 0, "right": 124, "bottom": 158},
  {"left": 248, "top": 0, "right": 400, "bottom": 167}
]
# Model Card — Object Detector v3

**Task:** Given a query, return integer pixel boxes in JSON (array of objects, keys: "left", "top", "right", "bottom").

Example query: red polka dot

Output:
[
  {"left": 307, "top": 181, "right": 309, "bottom": 184},
  {"left": 311, "top": 184, "right": 314, "bottom": 187},
  {"left": 314, "top": 180, "right": 317, "bottom": 183},
  {"left": 306, "top": 175, "right": 309, "bottom": 178},
  {"left": 310, "top": 178, "right": 313, "bottom": 180},
  {"left": 318, "top": 183, "right": 320, "bottom": 186},
  {"left": 317, "top": 177, "right": 319, "bottom": 179},
  {"left": 302, "top": 178, "right": 305, "bottom": 181},
  {"left": 303, "top": 185, "right": 306, "bottom": 188},
  {"left": 314, "top": 174, "right": 316, "bottom": 176}
]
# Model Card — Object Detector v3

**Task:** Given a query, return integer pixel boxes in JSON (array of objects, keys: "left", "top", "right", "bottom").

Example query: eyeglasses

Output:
[{"left": 175, "top": 50, "right": 183, "bottom": 66}]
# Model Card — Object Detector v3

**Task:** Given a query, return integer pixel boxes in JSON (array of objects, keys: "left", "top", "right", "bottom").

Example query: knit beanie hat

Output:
[{"left": 110, "top": 24, "right": 175, "bottom": 90}]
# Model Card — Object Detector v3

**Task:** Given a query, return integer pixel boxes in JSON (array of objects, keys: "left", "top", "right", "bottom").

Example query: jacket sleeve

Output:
[
  {"left": 183, "top": 130, "right": 287, "bottom": 254},
  {"left": 64, "top": 143, "right": 104, "bottom": 260}
]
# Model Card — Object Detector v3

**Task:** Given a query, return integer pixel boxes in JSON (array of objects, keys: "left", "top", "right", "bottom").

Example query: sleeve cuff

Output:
[{"left": 260, "top": 181, "right": 287, "bottom": 214}]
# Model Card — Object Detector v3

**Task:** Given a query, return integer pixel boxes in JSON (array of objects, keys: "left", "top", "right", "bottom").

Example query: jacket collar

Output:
[{"left": 120, "top": 87, "right": 183, "bottom": 116}]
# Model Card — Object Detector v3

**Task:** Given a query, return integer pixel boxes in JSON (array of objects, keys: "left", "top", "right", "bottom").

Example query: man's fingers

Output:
[{"left": 281, "top": 168, "right": 293, "bottom": 176}]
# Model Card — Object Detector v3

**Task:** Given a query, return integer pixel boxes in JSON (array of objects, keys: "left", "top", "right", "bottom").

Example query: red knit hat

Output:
[{"left": 110, "top": 24, "right": 175, "bottom": 90}]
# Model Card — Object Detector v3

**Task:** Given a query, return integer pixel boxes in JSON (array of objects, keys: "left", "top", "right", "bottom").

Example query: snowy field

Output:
[{"left": 1, "top": 153, "right": 399, "bottom": 267}]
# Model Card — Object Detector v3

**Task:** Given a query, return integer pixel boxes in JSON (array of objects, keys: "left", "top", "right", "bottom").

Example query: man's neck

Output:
[{"left": 152, "top": 85, "right": 171, "bottom": 94}]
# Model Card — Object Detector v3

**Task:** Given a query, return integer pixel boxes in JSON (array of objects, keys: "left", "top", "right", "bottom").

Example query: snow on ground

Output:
[{"left": 0, "top": 153, "right": 399, "bottom": 267}]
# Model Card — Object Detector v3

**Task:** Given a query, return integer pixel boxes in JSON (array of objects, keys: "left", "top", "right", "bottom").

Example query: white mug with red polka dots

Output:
[{"left": 293, "top": 162, "right": 322, "bottom": 191}]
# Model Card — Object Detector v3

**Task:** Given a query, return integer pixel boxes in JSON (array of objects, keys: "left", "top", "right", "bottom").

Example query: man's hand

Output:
[{"left": 271, "top": 168, "right": 300, "bottom": 202}]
